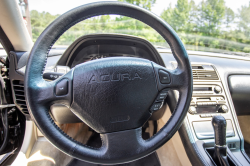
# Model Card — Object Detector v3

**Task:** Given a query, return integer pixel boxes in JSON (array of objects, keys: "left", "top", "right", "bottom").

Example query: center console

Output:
[
  {"left": 187, "top": 63, "right": 239, "bottom": 148},
  {"left": 172, "top": 62, "right": 250, "bottom": 165}
]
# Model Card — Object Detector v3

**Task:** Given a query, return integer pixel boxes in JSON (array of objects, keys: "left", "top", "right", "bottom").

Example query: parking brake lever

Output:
[{"left": 212, "top": 115, "right": 230, "bottom": 166}]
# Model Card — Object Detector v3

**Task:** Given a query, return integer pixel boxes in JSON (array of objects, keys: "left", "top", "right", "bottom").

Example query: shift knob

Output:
[
  {"left": 212, "top": 116, "right": 230, "bottom": 166},
  {"left": 212, "top": 115, "right": 227, "bottom": 146}
]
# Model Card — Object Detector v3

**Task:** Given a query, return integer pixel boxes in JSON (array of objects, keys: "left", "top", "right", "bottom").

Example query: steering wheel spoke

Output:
[
  {"left": 31, "top": 70, "right": 73, "bottom": 108},
  {"left": 152, "top": 62, "right": 188, "bottom": 91},
  {"left": 100, "top": 128, "right": 147, "bottom": 162}
]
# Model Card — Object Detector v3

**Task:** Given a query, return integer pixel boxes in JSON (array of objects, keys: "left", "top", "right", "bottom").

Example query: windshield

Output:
[
  {"left": 21, "top": 0, "right": 250, "bottom": 56},
  {"left": 0, "top": 43, "right": 7, "bottom": 57}
]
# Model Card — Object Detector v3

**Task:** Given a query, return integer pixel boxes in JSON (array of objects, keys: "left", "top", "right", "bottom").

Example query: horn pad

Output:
[{"left": 71, "top": 57, "right": 158, "bottom": 133}]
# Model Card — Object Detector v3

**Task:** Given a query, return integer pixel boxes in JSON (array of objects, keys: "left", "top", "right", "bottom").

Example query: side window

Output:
[{"left": 0, "top": 43, "right": 7, "bottom": 58}]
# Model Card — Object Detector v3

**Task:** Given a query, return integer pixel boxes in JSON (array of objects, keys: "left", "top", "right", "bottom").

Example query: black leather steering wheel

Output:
[{"left": 25, "top": 1, "right": 192, "bottom": 164}]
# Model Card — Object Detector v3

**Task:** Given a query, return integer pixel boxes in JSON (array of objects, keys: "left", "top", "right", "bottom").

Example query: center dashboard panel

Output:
[
  {"left": 171, "top": 61, "right": 242, "bottom": 161},
  {"left": 158, "top": 45, "right": 250, "bottom": 164},
  {"left": 186, "top": 63, "right": 238, "bottom": 146},
  {"left": 168, "top": 57, "right": 250, "bottom": 165}
]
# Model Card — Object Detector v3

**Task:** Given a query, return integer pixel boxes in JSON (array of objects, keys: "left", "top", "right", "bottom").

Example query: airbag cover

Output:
[{"left": 70, "top": 57, "right": 158, "bottom": 133}]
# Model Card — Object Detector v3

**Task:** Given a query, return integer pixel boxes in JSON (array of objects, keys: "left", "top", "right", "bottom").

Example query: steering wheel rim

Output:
[{"left": 25, "top": 1, "right": 193, "bottom": 164}]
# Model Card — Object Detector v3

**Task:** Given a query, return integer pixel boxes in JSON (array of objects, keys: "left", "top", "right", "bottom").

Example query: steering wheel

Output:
[{"left": 25, "top": 1, "right": 192, "bottom": 164}]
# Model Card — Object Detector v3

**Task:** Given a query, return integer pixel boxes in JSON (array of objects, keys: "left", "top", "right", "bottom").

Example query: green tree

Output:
[
  {"left": 225, "top": 7, "right": 235, "bottom": 27},
  {"left": 237, "top": 2, "right": 250, "bottom": 38},
  {"left": 172, "top": 0, "right": 191, "bottom": 31},
  {"left": 161, "top": 0, "right": 191, "bottom": 31},
  {"left": 118, "top": 0, "right": 156, "bottom": 11},
  {"left": 160, "top": 4, "right": 174, "bottom": 27},
  {"left": 30, "top": 10, "right": 59, "bottom": 42},
  {"left": 187, "top": 0, "right": 198, "bottom": 32},
  {"left": 29, "top": 0, "right": 250, "bottom": 54},
  {"left": 198, "top": 0, "right": 226, "bottom": 35},
  {"left": 117, "top": 0, "right": 157, "bottom": 35}
]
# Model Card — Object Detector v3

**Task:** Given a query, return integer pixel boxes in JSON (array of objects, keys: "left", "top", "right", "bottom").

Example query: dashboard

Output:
[
  {"left": 56, "top": 34, "right": 165, "bottom": 67},
  {"left": 7, "top": 34, "right": 250, "bottom": 165}
]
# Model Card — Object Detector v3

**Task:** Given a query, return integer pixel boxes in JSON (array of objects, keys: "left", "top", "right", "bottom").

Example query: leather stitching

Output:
[{"left": 45, "top": 110, "right": 101, "bottom": 151}]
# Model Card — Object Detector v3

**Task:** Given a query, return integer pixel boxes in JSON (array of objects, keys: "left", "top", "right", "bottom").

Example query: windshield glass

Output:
[
  {"left": 23, "top": 0, "right": 250, "bottom": 56},
  {"left": 0, "top": 43, "right": 7, "bottom": 57}
]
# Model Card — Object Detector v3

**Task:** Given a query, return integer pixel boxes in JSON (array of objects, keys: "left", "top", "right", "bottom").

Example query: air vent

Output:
[
  {"left": 192, "top": 65, "right": 219, "bottom": 80},
  {"left": 13, "top": 80, "right": 28, "bottom": 114}
]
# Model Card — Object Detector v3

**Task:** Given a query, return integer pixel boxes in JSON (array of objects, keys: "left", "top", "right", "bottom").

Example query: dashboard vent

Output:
[
  {"left": 13, "top": 80, "right": 28, "bottom": 114},
  {"left": 192, "top": 65, "right": 219, "bottom": 80}
]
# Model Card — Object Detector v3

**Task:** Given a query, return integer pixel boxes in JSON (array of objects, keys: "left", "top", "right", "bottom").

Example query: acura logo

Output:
[{"left": 88, "top": 73, "right": 142, "bottom": 84}]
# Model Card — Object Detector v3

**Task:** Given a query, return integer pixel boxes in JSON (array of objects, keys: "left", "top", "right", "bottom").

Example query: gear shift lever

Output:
[{"left": 212, "top": 115, "right": 230, "bottom": 166}]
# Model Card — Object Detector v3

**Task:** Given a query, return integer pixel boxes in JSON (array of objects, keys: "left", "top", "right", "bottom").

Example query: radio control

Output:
[
  {"left": 196, "top": 101, "right": 217, "bottom": 106},
  {"left": 218, "top": 105, "right": 228, "bottom": 113},
  {"left": 197, "top": 102, "right": 203, "bottom": 106},
  {"left": 190, "top": 84, "right": 227, "bottom": 115},
  {"left": 218, "top": 100, "right": 226, "bottom": 104},
  {"left": 200, "top": 114, "right": 207, "bottom": 118},
  {"left": 214, "top": 86, "right": 222, "bottom": 94},
  {"left": 210, "top": 102, "right": 217, "bottom": 105},
  {"left": 200, "top": 114, "right": 221, "bottom": 118},
  {"left": 200, "top": 114, "right": 211, "bottom": 118},
  {"left": 189, "top": 106, "right": 197, "bottom": 114}
]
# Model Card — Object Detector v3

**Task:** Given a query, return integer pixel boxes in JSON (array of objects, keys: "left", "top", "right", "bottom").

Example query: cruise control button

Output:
[
  {"left": 43, "top": 72, "right": 63, "bottom": 80},
  {"left": 158, "top": 70, "right": 171, "bottom": 84},
  {"left": 55, "top": 79, "right": 68, "bottom": 96},
  {"left": 150, "top": 102, "right": 163, "bottom": 112},
  {"left": 156, "top": 90, "right": 168, "bottom": 101}
]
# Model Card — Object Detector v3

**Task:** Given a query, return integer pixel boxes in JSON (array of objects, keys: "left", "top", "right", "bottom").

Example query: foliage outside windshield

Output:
[
  {"left": 29, "top": 0, "right": 250, "bottom": 56},
  {"left": 0, "top": 43, "right": 7, "bottom": 57}
]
